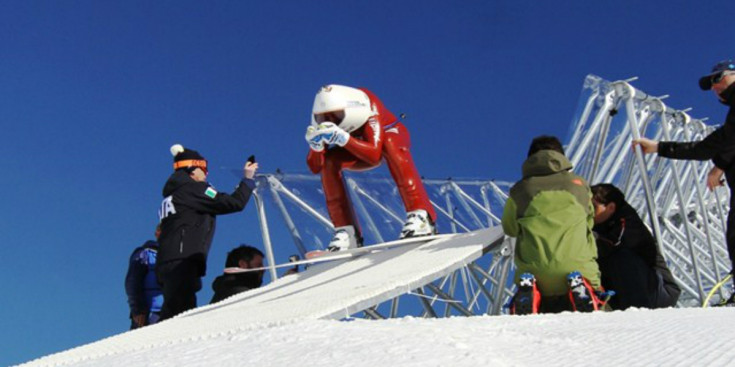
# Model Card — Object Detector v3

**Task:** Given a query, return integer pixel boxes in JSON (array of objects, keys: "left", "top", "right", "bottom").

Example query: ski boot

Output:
[
  {"left": 326, "top": 225, "right": 361, "bottom": 252},
  {"left": 714, "top": 293, "right": 735, "bottom": 307},
  {"left": 400, "top": 209, "right": 436, "bottom": 238},
  {"left": 566, "top": 271, "right": 603, "bottom": 312},
  {"left": 510, "top": 273, "right": 541, "bottom": 315}
]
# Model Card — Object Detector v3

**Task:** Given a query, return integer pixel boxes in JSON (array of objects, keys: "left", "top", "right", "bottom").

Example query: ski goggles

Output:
[
  {"left": 173, "top": 159, "right": 208, "bottom": 174},
  {"left": 314, "top": 110, "right": 345, "bottom": 126}
]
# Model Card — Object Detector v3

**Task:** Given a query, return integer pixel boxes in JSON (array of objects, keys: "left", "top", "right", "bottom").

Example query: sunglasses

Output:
[{"left": 712, "top": 71, "right": 734, "bottom": 85}]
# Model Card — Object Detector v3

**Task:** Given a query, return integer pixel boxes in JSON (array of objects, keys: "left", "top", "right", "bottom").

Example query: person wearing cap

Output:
[
  {"left": 633, "top": 60, "right": 735, "bottom": 302},
  {"left": 156, "top": 144, "right": 258, "bottom": 320},
  {"left": 305, "top": 85, "right": 437, "bottom": 252}
]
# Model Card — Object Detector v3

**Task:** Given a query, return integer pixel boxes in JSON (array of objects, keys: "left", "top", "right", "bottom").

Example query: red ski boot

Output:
[
  {"left": 511, "top": 273, "right": 541, "bottom": 315},
  {"left": 566, "top": 271, "right": 604, "bottom": 312}
]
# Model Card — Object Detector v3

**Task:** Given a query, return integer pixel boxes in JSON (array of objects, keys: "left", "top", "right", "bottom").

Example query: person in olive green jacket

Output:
[{"left": 502, "top": 135, "right": 602, "bottom": 313}]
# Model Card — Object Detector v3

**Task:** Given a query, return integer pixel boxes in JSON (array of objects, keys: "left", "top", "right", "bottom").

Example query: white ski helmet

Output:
[{"left": 311, "top": 84, "right": 375, "bottom": 133}]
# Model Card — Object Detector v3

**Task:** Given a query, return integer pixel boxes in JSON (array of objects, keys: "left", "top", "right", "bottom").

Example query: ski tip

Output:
[{"left": 305, "top": 250, "right": 329, "bottom": 260}]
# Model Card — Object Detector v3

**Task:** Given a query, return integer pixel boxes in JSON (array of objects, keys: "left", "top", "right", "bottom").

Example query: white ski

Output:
[{"left": 224, "top": 233, "right": 454, "bottom": 274}]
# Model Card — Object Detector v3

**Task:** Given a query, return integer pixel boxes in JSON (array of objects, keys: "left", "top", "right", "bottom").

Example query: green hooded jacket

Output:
[{"left": 501, "top": 150, "right": 601, "bottom": 296}]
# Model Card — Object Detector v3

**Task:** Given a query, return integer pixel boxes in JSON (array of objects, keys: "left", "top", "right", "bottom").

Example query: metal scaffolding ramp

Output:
[
  {"left": 249, "top": 171, "right": 517, "bottom": 320},
  {"left": 249, "top": 74, "right": 732, "bottom": 312},
  {"left": 566, "top": 74, "right": 731, "bottom": 306}
]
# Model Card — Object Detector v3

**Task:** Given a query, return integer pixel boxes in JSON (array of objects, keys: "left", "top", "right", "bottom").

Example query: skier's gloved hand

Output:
[
  {"left": 317, "top": 122, "right": 350, "bottom": 147},
  {"left": 305, "top": 125, "right": 325, "bottom": 152}
]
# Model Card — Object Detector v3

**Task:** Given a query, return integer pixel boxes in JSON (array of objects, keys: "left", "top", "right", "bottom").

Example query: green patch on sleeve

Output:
[{"left": 205, "top": 187, "right": 218, "bottom": 199}]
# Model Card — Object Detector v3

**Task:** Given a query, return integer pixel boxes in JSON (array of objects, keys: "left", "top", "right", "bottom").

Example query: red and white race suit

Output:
[{"left": 306, "top": 88, "right": 436, "bottom": 234}]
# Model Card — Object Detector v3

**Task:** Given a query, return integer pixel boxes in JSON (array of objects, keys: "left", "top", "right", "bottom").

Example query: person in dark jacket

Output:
[
  {"left": 210, "top": 245, "right": 265, "bottom": 304},
  {"left": 633, "top": 59, "right": 735, "bottom": 300},
  {"left": 591, "top": 184, "right": 681, "bottom": 310},
  {"left": 156, "top": 144, "right": 258, "bottom": 320},
  {"left": 125, "top": 225, "right": 163, "bottom": 329}
]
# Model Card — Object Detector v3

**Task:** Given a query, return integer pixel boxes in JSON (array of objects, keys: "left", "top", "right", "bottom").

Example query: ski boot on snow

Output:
[
  {"left": 566, "top": 271, "right": 604, "bottom": 312},
  {"left": 326, "top": 225, "right": 361, "bottom": 252},
  {"left": 510, "top": 273, "right": 541, "bottom": 315},
  {"left": 400, "top": 209, "right": 436, "bottom": 239},
  {"left": 714, "top": 293, "right": 735, "bottom": 307}
]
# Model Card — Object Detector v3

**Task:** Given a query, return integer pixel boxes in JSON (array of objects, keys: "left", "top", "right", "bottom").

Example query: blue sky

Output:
[{"left": 2, "top": 1, "right": 733, "bottom": 365}]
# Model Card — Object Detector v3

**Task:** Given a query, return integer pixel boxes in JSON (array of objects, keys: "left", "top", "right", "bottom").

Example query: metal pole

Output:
[
  {"left": 253, "top": 187, "right": 278, "bottom": 281},
  {"left": 346, "top": 178, "right": 385, "bottom": 243},
  {"left": 266, "top": 176, "right": 308, "bottom": 256},
  {"left": 415, "top": 287, "right": 437, "bottom": 318},
  {"left": 425, "top": 283, "right": 473, "bottom": 316}
]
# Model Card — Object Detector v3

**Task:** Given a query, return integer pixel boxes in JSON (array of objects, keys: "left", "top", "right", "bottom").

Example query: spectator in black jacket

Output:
[
  {"left": 210, "top": 245, "right": 265, "bottom": 304},
  {"left": 125, "top": 225, "right": 163, "bottom": 329},
  {"left": 591, "top": 184, "right": 681, "bottom": 310},
  {"left": 156, "top": 144, "right": 258, "bottom": 320},
  {"left": 634, "top": 59, "right": 735, "bottom": 301}
]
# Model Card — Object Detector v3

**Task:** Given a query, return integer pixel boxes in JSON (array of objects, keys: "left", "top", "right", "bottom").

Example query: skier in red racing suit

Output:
[{"left": 305, "top": 84, "right": 437, "bottom": 251}]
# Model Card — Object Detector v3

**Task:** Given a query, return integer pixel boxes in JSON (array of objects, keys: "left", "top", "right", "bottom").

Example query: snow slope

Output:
[
  {"left": 16, "top": 225, "right": 735, "bottom": 366},
  {"left": 17, "top": 307, "right": 735, "bottom": 367},
  {"left": 17, "top": 228, "right": 505, "bottom": 367}
]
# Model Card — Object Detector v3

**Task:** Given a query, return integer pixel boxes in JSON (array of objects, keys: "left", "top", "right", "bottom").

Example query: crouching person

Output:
[
  {"left": 210, "top": 245, "right": 265, "bottom": 304},
  {"left": 591, "top": 184, "right": 680, "bottom": 310},
  {"left": 502, "top": 136, "right": 604, "bottom": 314}
]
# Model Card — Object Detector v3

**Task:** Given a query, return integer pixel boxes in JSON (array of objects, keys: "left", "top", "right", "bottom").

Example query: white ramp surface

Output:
[{"left": 21, "top": 227, "right": 504, "bottom": 367}]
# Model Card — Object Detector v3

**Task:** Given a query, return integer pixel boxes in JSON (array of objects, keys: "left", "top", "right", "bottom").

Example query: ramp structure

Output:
[
  {"left": 21, "top": 228, "right": 504, "bottom": 367},
  {"left": 250, "top": 74, "right": 732, "bottom": 311},
  {"left": 566, "top": 75, "right": 731, "bottom": 305},
  {"left": 251, "top": 172, "right": 518, "bottom": 319}
]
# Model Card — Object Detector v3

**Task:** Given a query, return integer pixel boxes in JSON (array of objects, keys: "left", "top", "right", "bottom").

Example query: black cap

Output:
[
  {"left": 170, "top": 144, "right": 207, "bottom": 171},
  {"left": 699, "top": 59, "right": 735, "bottom": 90}
]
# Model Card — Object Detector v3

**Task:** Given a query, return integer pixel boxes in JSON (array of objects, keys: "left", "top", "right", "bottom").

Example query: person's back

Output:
[
  {"left": 502, "top": 136, "right": 601, "bottom": 313},
  {"left": 125, "top": 235, "right": 163, "bottom": 329}
]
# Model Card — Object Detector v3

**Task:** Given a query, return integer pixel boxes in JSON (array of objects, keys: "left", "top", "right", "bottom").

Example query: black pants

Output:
[
  {"left": 727, "top": 205, "right": 735, "bottom": 272},
  {"left": 538, "top": 295, "right": 575, "bottom": 314},
  {"left": 598, "top": 248, "right": 679, "bottom": 310},
  {"left": 652, "top": 272, "right": 680, "bottom": 309},
  {"left": 156, "top": 259, "right": 203, "bottom": 321}
]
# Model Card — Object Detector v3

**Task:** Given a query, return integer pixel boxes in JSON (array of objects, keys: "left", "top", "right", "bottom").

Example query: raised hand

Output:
[
  {"left": 305, "top": 125, "right": 325, "bottom": 152},
  {"left": 317, "top": 122, "right": 350, "bottom": 147},
  {"left": 244, "top": 161, "right": 259, "bottom": 179},
  {"left": 707, "top": 166, "right": 725, "bottom": 191},
  {"left": 632, "top": 138, "right": 659, "bottom": 154}
]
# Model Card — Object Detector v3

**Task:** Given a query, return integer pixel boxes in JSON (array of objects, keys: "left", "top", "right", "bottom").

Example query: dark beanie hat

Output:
[{"left": 170, "top": 144, "right": 207, "bottom": 171}]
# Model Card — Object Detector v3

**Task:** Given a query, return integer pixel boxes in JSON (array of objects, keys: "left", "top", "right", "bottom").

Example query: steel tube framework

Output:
[{"left": 247, "top": 74, "right": 730, "bottom": 318}]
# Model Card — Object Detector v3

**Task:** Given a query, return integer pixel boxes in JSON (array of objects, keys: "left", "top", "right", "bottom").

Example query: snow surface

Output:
[
  {"left": 17, "top": 308, "right": 735, "bottom": 367},
  {"left": 15, "top": 227, "right": 735, "bottom": 366},
  {"left": 17, "top": 228, "right": 503, "bottom": 367}
]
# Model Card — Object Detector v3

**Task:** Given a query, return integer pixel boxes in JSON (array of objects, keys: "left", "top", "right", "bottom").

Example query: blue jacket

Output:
[{"left": 125, "top": 241, "right": 163, "bottom": 315}]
